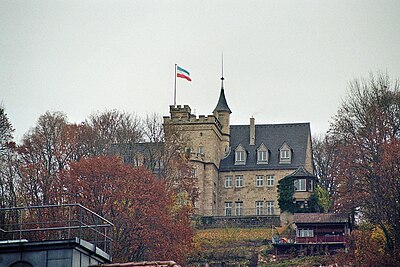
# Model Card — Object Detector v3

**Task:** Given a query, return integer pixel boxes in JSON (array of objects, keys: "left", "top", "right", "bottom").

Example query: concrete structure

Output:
[
  {"left": 163, "top": 76, "right": 314, "bottom": 217},
  {"left": 0, "top": 238, "right": 110, "bottom": 267},
  {"left": 0, "top": 204, "right": 113, "bottom": 267}
]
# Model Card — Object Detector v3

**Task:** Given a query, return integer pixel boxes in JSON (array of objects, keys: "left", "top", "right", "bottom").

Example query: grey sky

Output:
[{"left": 1, "top": 0, "right": 400, "bottom": 142}]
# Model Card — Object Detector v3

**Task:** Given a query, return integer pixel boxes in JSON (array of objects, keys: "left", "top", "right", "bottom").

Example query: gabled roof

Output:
[
  {"left": 219, "top": 123, "right": 310, "bottom": 171},
  {"left": 213, "top": 89, "right": 232, "bottom": 114},
  {"left": 294, "top": 213, "right": 348, "bottom": 224}
]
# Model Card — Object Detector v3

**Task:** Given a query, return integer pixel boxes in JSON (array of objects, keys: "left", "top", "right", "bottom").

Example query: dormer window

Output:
[
  {"left": 235, "top": 144, "right": 246, "bottom": 165},
  {"left": 257, "top": 143, "right": 269, "bottom": 164},
  {"left": 235, "top": 151, "right": 245, "bottom": 163},
  {"left": 279, "top": 143, "right": 292, "bottom": 164},
  {"left": 281, "top": 150, "right": 290, "bottom": 159}
]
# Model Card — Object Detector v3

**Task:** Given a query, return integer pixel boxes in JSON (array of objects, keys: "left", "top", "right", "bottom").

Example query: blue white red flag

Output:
[{"left": 176, "top": 66, "right": 191, "bottom": 81}]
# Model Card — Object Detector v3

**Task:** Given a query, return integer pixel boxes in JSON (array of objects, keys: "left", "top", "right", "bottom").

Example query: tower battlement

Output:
[
  {"left": 169, "top": 104, "right": 191, "bottom": 113},
  {"left": 164, "top": 105, "right": 222, "bottom": 129}
]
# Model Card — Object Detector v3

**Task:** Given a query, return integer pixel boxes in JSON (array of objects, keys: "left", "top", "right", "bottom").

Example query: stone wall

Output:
[{"left": 194, "top": 215, "right": 281, "bottom": 229}]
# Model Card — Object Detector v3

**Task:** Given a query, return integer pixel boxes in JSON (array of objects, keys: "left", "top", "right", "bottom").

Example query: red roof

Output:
[
  {"left": 91, "top": 261, "right": 180, "bottom": 267},
  {"left": 294, "top": 213, "right": 348, "bottom": 224}
]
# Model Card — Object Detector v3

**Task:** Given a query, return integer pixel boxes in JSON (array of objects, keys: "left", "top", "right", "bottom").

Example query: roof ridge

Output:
[{"left": 230, "top": 122, "right": 310, "bottom": 127}]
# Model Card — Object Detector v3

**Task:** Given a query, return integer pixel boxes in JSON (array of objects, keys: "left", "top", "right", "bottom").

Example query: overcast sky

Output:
[{"left": 1, "top": 0, "right": 400, "bottom": 142}]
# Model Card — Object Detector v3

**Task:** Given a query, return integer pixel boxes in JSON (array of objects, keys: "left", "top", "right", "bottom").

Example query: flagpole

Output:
[{"left": 174, "top": 64, "right": 177, "bottom": 106}]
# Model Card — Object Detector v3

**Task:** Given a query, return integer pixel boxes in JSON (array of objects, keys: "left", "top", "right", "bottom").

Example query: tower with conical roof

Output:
[
  {"left": 213, "top": 66, "right": 232, "bottom": 156},
  {"left": 213, "top": 77, "right": 232, "bottom": 133}
]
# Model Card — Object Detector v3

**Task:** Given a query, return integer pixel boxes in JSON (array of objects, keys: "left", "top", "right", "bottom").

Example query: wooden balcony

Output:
[{"left": 295, "top": 235, "right": 348, "bottom": 244}]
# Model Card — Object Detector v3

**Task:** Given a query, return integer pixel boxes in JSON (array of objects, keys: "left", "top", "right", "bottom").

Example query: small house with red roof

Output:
[{"left": 272, "top": 213, "right": 350, "bottom": 259}]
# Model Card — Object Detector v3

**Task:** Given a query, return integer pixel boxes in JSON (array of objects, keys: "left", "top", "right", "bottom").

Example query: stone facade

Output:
[
  {"left": 163, "top": 105, "right": 224, "bottom": 216},
  {"left": 218, "top": 169, "right": 296, "bottom": 216},
  {"left": 163, "top": 81, "right": 315, "bottom": 217}
]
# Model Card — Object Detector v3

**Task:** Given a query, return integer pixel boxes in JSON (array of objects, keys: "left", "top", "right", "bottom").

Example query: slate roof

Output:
[
  {"left": 219, "top": 123, "right": 310, "bottom": 171},
  {"left": 213, "top": 88, "right": 232, "bottom": 114},
  {"left": 287, "top": 166, "right": 317, "bottom": 179},
  {"left": 294, "top": 213, "right": 349, "bottom": 224}
]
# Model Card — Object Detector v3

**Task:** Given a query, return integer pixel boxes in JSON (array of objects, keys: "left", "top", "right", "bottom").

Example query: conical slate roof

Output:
[
  {"left": 213, "top": 88, "right": 232, "bottom": 114},
  {"left": 287, "top": 166, "right": 317, "bottom": 179}
]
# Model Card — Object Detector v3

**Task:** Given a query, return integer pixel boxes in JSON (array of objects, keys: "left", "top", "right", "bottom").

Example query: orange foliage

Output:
[
  {"left": 335, "top": 229, "right": 400, "bottom": 267},
  {"left": 60, "top": 156, "right": 193, "bottom": 264}
]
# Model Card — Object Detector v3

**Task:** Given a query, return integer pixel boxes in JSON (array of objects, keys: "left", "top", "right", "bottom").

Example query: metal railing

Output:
[{"left": 0, "top": 204, "right": 113, "bottom": 255}]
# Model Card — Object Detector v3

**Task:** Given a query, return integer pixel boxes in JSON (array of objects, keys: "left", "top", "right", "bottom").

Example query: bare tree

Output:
[
  {"left": 312, "top": 134, "right": 339, "bottom": 199},
  {"left": 0, "top": 106, "right": 17, "bottom": 208},
  {"left": 18, "top": 111, "right": 70, "bottom": 205},
  {"left": 330, "top": 72, "right": 400, "bottom": 252},
  {"left": 0, "top": 105, "right": 13, "bottom": 157},
  {"left": 85, "top": 109, "right": 143, "bottom": 156},
  {"left": 143, "top": 113, "right": 164, "bottom": 143}
]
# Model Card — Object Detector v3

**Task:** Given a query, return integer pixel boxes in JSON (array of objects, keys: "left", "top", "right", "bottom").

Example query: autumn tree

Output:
[
  {"left": 111, "top": 113, "right": 198, "bottom": 207},
  {"left": 60, "top": 156, "right": 194, "bottom": 264},
  {"left": 329, "top": 72, "right": 400, "bottom": 257}
]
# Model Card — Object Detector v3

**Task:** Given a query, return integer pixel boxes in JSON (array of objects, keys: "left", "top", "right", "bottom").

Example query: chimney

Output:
[{"left": 250, "top": 117, "right": 255, "bottom": 145}]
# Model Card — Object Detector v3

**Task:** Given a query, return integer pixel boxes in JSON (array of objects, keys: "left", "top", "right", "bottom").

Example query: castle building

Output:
[{"left": 163, "top": 77, "right": 314, "bottom": 217}]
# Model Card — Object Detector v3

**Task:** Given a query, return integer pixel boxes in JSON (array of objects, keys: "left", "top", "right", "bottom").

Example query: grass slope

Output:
[{"left": 189, "top": 228, "right": 273, "bottom": 266}]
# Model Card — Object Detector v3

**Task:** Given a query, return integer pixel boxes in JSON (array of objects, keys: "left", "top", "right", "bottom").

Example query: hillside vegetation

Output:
[{"left": 188, "top": 227, "right": 273, "bottom": 266}]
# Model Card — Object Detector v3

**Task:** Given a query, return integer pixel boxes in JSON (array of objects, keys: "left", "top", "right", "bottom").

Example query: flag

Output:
[{"left": 176, "top": 65, "right": 191, "bottom": 81}]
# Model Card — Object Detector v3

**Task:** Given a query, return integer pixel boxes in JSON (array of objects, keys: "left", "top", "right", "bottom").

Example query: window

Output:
[
  {"left": 235, "top": 145, "right": 246, "bottom": 165},
  {"left": 298, "top": 229, "right": 314, "bottom": 237},
  {"left": 197, "top": 146, "right": 204, "bottom": 155},
  {"left": 236, "top": 202, "right": 243, "bottom": 216},
  {"left": 266, "top": 175, "right": 274, "bottom": 186},
  {"left": 235, "top": 151, "right": 245, "bottom": 163},
  {"left": 266, "top": 201, "right": 274, "bottom": 215},
  {"left": 257, "top": 144, "right": 269, "bottom": 164},
  {"left": 294, "top": 179, "right": 306, "bottom": 191},
  {"left": 279, "top": 143, "right": 292, "bottom": 164},
  {"left": 255, "top": 201, "right": 264, "bottom": 215},
  {"left": 308, "top": 179, "right": 314, "bottom": 192},
  {"left": 225, "top": 176, "right": 233, "bottom": 188},
  {"left": 256, "top": 175, "right": 264, "bottom": 187},
  {"left": 280, "top": 150, "right": 290, "bottom": 159},
  {"left": 225, "top": 202, "right": 232, "bottom": 216},
  {"left": 258, "top": 150, "right": 267, "bottom": 162},
  {"left": 236, "top": 175, "right": 244, "bottom": 187}
]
